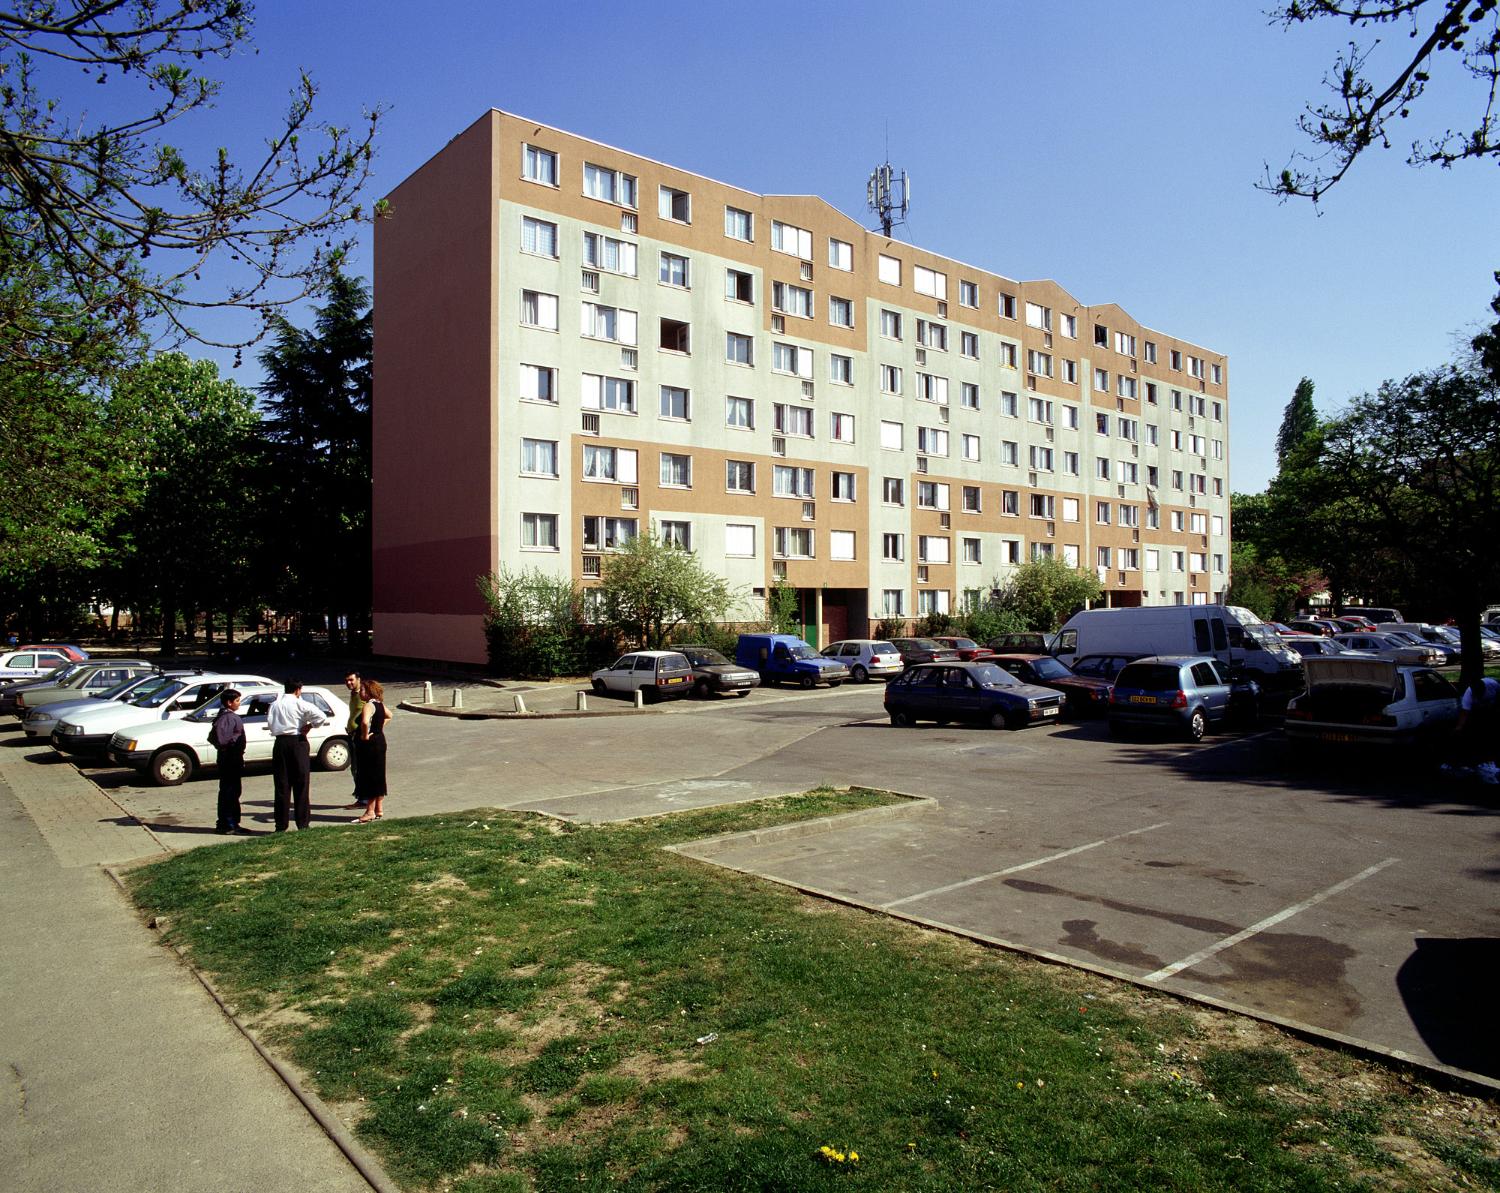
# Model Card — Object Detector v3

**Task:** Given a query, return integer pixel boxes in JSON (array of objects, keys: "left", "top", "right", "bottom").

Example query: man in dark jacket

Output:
[{"left": 211, "top": 690, "right": 247, "bottom": 833}]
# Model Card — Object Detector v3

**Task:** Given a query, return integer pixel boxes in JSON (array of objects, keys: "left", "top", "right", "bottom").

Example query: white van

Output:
[{"left": 1051, "top": 604, "right": 1305, "bottom": 694}]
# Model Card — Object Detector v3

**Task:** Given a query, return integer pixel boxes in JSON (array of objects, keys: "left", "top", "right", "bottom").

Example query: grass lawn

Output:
[{"left": 128, "top": 788, "right": 1500, "bottom": 1192}]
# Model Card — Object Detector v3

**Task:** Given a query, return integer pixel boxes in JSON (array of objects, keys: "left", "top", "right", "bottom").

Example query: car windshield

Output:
[
  {"left": 787, "top": 645, "right": 818, "bottom": 660},
  {"left": 1118, "top": 664, "right": 1183, "bottom": 690},
  {"left": 131, "top": 679, "right": 189, "bottom": 708},
  {"left": 681, "top": 648, "right": 729, "bottom": 666},
  {"left": 1028, "top": 657, "right": 1072, "bottom": 680},
  {"left": 1243, "top": 625, "right": 1283, "bottom": 647},
  {"left": 970, "top": 664, "right": 1020, "bottom": 688},
  {"left": 909, "top": 639, "right": 944, "bottom": 651},
  {"left": 874, "top": 642, "right": 897, "bottom": 653},
  {"left": 97, "top": 675, "right": 154, "bottom": 699},
  {"left": 1384, "top": 631, "right": 1421, "bottom": 645},
  {"left": 946, "top": 638, "right": 979, "bottom": 650}
]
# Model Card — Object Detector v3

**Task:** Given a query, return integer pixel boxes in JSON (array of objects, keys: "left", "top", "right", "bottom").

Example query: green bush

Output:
[{"left": 477, "top": 569, "right": 617, "bottom": 678}]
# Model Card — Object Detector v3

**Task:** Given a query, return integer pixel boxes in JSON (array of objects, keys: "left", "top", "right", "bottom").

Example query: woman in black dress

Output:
[{"left": 353, "top": 679, "right": 390, "bottom": 822}]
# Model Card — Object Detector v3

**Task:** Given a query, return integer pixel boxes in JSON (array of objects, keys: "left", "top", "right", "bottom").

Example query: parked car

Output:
[
  {"left": 989, "top": 653, "right": 1114, "bottom": 716},
  {"left": 670, "top": 645, "right": 761, "bottom": 698},
  {"left": 22, "top": 673, "right": 191, "bottom": 740},
  {"left": 821, "top": 639, "right": 903, "bottom": 683},
  {"left": 0, "top": 660, "right": 98, "bottom": 714},
  {"left": 1070, "top": 652, "right": 1148, "bottom": 681},
  {"left": 884, "top": 661, "right": 1065, "bottom": 729},
  {"left": 735, "top": 634, "right": 848, "bottom": 688},
  {"left": 1382, "top": 622, "right": 1498, "bottom": 662},
  {"left": 1333, "top": 633, "right": 1445, "bottom": 667},
  {"left": 4, "top": 660, "right": 157, "bottom": 717},
  {"left": 0, "top": 649, "right": 73, "bottom": 685},
  {"left": 107, "top": 685, "right": 351, "bottom": 786},
  {"left": 889, "top": 637, "right": 962, "bottom": 669},
  {"left": 1331, "top": 616, "right": 1376, "bottom": 632},
  {"left": 929, "top": 636, "right": 995, "bottom": 661},
  {"left": 1286, "top": 619, "right": 1336, "bottom": 637},
  {"left": 987, "top": 631, "right": 1053, "bottom": 654},
  {"left": 51, "top": 673, "right": 275, "bottom": 758},
  {"left": 1381, "top": 628, "right": 1460, "bottom": 665},
  {"left": 590, "top": 651, "right": 695, "bottom": 702},
  {"left": 1284, "top": 656, "right": 1459, "bottom": 748},
  {"left": 1341, "top": 606, "right": 1404, "bottom": 625},
  {"left": 1284, "top": 637, "right": 1373, "bottom": 661},
  {"left": 17, "top": 643, "right": 89, "bottom": 661},
  {"left": 1269, "top": 622, "right": 1312, "bottom": 637},
  {"left": 1108, "top": 655, "right": 1257, "bottom": 742}
]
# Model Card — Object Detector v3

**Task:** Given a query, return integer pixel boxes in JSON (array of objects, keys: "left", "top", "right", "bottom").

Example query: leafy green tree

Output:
[
  {"left": 255, "top": 273, "right": 371, "bottom": 642},
  {"left": 0, "top": 1, "right": 383, "bottom": 370},
  {"left": 1264, "top": 0, "right": 1500, "bottom": 202},
  {"left": 995, "top": 557, "right": 1102, "bottom": 632},
  {"left": 1275, "top": 378, "right": 1319, "bottom": 468},
  {"left": 476, "top": 568, "right": 614, "bottom": 678},
  {"left": 600, "top": 533, "right": 735, "bottom": 649}
]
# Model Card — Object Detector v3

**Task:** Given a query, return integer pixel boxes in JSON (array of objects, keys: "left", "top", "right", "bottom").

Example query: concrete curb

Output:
[
  {"left": 399, "top": 700, "right": 649, "bottom": 720},
  {"left": 102, "top": 865, "right": 403, "bottom": 1193},
  {"left": 664, "top": 791, "right": 937, "bottom": 857}
]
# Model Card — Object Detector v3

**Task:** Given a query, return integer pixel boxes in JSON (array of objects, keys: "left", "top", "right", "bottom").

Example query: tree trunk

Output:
[{"left": 160, "top": 600, "right": 177, "bottom": 659}]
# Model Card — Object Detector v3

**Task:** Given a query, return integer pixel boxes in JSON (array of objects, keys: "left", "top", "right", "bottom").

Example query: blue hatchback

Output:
[{"left": 1107, "top": 655, "right": 1258, "bottom": 742}]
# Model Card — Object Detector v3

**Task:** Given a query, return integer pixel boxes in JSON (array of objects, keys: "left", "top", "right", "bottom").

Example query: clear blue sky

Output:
[{"left": 130, "top": 0, "right": 1500, "bottom": 493}]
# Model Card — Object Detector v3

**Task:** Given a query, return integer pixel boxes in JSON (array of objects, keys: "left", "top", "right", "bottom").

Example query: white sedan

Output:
[
  {"left": 106, "top": 685, "right": 351, "bottom": 786},
  {"left": 1284, "top": 657, "right": 1459, "bottom": 747}
]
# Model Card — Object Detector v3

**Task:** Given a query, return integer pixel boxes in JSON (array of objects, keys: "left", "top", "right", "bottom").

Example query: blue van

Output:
[{"left": 735, "top": 634, "right": 849, "bottom": 688}]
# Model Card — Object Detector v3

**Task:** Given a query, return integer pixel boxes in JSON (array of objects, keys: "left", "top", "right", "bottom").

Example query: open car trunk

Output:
[{"left": 1297, "top": 657, "right": 1400, "bottom": 721}]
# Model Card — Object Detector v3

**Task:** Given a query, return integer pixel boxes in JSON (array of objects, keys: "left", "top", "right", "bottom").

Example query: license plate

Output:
[
  {"left": 662, "top": 676, "right": 687, "bottom": 685},
  {"left": 1129, "top": 695, "right": 1156, "bottom": 704},
  {"left": 1040, "top": 707, "right": 1059, "bottom": 717},
  {"left": 1320, "top": 731, "right": 1357, "bottom": 743}
]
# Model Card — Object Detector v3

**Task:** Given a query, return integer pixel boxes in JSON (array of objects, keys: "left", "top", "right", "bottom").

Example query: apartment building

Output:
[{"left": 374, "top": 111, "right": 1231, "bottom": 664}]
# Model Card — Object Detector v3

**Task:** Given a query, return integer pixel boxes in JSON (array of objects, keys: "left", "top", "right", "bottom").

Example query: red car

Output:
[
  {"left": 19, "top": 643, "right": 90, "bottom": 662},
  {"left": 931, "top": 636, "right": 995, "bottom": 661},
  {"left": 989, "top": 653, "right": 1114, "bottom": 717}
]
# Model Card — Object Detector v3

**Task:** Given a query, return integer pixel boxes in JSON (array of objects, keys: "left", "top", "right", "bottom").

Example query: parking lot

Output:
[{"left": 6, "top": 673, "right": 1498, "bottom": 1085}]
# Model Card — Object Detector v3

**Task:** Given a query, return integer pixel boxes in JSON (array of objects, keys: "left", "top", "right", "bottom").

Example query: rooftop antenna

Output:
[{"left": 866, "top": 147, "right": 909, "bottom": 238}]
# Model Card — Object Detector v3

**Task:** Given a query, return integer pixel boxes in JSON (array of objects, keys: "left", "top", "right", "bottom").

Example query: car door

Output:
[
  {"left": 604, "top": 656, "right": 637, "bottom": 693},
  {"left": 632, "top": 655, "right": 659, "bottom": 692},
  {"left": 239, "top": 693, "right": 278, "bottom": 762},
  {"left": 1410, "top": 669, "right": 1458, "bottom": 736},
  {"left": 1193, "top": 661, "right": 1231, "bottom": 723},
  {"left": 941, "top": 667, "right": 986, "bottom": 721}
]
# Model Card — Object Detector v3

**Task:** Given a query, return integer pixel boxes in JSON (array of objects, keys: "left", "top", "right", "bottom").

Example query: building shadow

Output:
[{"left": 1395, "top": 938, "right": 1500, "bottom": 1079}]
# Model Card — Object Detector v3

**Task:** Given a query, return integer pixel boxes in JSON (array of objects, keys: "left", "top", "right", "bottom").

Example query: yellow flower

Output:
[{"left": 849, "top": 1151, "right": 860, "bottom": 1162}]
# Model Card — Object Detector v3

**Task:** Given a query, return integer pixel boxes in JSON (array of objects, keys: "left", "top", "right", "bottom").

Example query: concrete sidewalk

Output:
[{"left": 0, "top": 731, "right": 374, "bottom": 1193}]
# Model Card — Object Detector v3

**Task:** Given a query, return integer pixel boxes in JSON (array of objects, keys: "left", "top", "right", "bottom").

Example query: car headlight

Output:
[
  {"left": 57, "top": 722, "right": 80, "bottom": 735},
  {"left": 118, "top": 739, "right": 137, "bottom": 752}
]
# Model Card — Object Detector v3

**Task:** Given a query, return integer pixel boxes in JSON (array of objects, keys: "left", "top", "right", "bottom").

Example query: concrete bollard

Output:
[
  {"left": 513, "top": 693, "right": 527, "bottom": 713},
  {"left": 422, "top": 680, "right": 433, "bottom": 704},
  {"left": 451, "top": 688, "right": 463, "bottom": 709},
  {"left": 576, "top": 691, "right": 588, "bottom": 711},
  {"left": 634, "top": 689, "right": 645, "bottom": 709}
]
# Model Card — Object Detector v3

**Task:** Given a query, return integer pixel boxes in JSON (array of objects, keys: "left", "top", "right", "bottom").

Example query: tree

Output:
[
  {"left": 0, "top": 1, "right": 383, "bottom": 369},
  {"left": 1263, "top": 0, "right": 1500, "bottom": 202},
  {"left": 1276, "top": 377, "right": 1320, "bottom": 468},
  {"left": 255, "top": 273, "right": 371, "bottom": 640},
  {"left": 995, "top": 557, "right": 1102, "bottom": 632},
  {"left": 599, "top": 534, "right": 736, "bottom": 649}
]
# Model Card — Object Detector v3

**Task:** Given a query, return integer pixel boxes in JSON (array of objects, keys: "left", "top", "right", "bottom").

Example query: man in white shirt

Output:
[{"left": 267, "top": 680, "right": 327, "bottom": 830}]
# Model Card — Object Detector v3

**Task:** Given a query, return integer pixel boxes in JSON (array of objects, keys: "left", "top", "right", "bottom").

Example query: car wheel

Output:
[
  {"left": 890, "top": 710, "right": 913, "bottom": 727},
  {"left": 734, "top": 690, "right": 751, "bottom": 698},
  {"left": 149, "top": 747, "right": 193, "bottom": 787},
  {"left": 693, "top": 679, "right": 711, "bottom": 700},
  {"left": 799, "top": 674, "right": 815, "bottom": 690},
  {"left": 935, "top": 717, "right": 950, "bottom": 726},
  {"left": 641, "top": 687, "right": 658, "bottom": 705},
  {"left": 1186, "top": 709, "right": 1207, "bottom": 742},
  {"left": 1108, "top": 719, "right": 1128, "bottom": 738},
  {"left": 318, "top": 736, "right": 351, "bottom": 772},
  {"left": 851, "top": 664, "right": 868, "bottom": 683},
  {"left": 828, "top": 679, "right": 842, "bottom": 688},
  {"left": 591, "top": 679, "right": 607, "bottom": 696}
]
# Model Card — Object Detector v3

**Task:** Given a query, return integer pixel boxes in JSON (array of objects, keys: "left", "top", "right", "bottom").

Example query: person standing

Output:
[
  {"left": 340, "top": 671, "right": 365, "bottom": 810},
  {"left": 1456, "top": 675, "right": 1500, "bottom": 783},
  {"left": 210, "top": 689, "right": 246, "bottom": 834},
  {"left": 267, "top": 680, "right": 327, "bottom": 831},
  {"left": 352, "top": 679, "right": 390, "bottom": 823}
]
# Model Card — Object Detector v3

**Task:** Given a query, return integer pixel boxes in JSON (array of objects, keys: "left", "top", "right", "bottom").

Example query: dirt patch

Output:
[
  {"left": 412, "top": 874, "right": 472, "bottom": 894},
  {"left": 613, "top": 1054, "right": 703, "bottom": 1083}
]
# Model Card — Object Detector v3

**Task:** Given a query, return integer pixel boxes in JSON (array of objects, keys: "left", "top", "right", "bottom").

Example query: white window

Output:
[
  {"left": 584, "top": 163, "right": 637, "bottom": 207},
  {"left": 917, "top": 480, "right": 950, "bottom": 510},
  {"left": 830, "top": 354, "right": 853, "bottom": 384},
  {"left": 1189, "top": 355, "right": 1205, "bottom": 379},
  {"left": 830, "top": 530, "right": 856, "bottom": 561},
  {"left": 882, "top": 533, "right": 904, "bottom": 561},
  {"left": 770, "top": 220, "right": 813, "bottom": 259},
  {"left": 917, "top": 319, "right": 947, "bottom": 350},
  {"left": 880, "top": 420, "right": 903, "bottom": 451},
  {"left": 726, "top": 395, "right": 754, "bottom": 429},
  {"left": 918, "top": 535, "right": 950, "bottom": 564},
  {"left": 1028, "top": 397, "right": 1053, "bottom": 424},
  {"left": 1096, "top": 456, "right": 1111, "bottom": 480},
  {"left": 772, "top": 281, "right": 814, "bottom": 318},
  {"left": 724, "top": 206, "right": 754, "bottom": 241},
  {"left": 883, "top": 589, "right": 905, "bottom": 616},
  {"left": 1145, "top": 549, "right": 1160, "bottom": 571},
  {"left": 773, "top": 526, "right": 814, "bottom": 558},
  {"left": 831, "top": 471, "right": 855, "bottom": 501},
  {"left": 580, "top": 373, "right": 636, "bottom": 413},
  {"left": 1061, "top": 404, "right": 1078, "bottom": 429},
  {"left": 999, "top": 440, "right": 1019, "bottom": 465},
  {"left": 520, "top": 438, "right": 558, "bottom": 476},
  {"left": 913, "top": 265, "right": 947, "bottom": 299},
  {"left": 1144, "top": 340, "right": 1157, "bottom": 364},
  {"left": 518, "top": 363, "right": 556, "bottom": 402},
  {"left": 773, "top": 465, "right": 814, "bottom": 497},
  {"left": 658, "top": 185, "right": 691, "bottom": 222},
  {"left": 916, "top": 373, "right": 948, "bottom": 405},
  {"left": 1000, "top": 342, "right": 1019, "bottom": 368},
  {"left": 1096, "top": 501, "right": 1111, "bottom": 525},
  {"left": 581, "top": 444, "right": 637, "bottom": 482},
  {"left": 1094, "top": 368, "right": 1109, "bottom": 392},
  {"left": 1097, "top": 546, "right": 1112, "bottom": 568},
  {"left": 1117, "top": 376, "right": 1138, "bottom": 399},
  {"left": 962, "top": 537, "right": 981, "bottom": 564},
  {"left": 962, "top": 433, "right": 981, "bottom": 462},
  {"left": 658, "top": 519, "right": 692, "bottom": 550},
  {"left": 1026, "top": 349, "right": 1053, "bottom": 377},
  {"left": 829, "top": 296, "right": 854, "bottom": 327},
  {"left": 580, "top": 302, "right": 637, "bottom": 344},
  {"left": 828, "top": 238, "right": 853, "bottom": 271},
  {"left": 917, "top": 589, "right": 950, "bottom": 615},
  {"left": 959, "top": 279, "right": 979, "bottom": 307},
  {"left": 1000, "top": 490, "right": 1019, "bottom": 516},
  {"left": 1212, "top": 363, "right": 1223, "bottom": 385},
  {"left": 660, "top": 452, "right": 691, "bottom": 487},
  {"left": 1115, "top": 331, "right": 1137, "bottom": 357},
  {"left": 917, "top": 426, "right": 948, "bottom": 457},
  {"left": 999, "top": 293, "right": 1017, "bottom": 319},
  {"left": 725, "top": 459, "right": 756, "bottom": 493},
  {"left": 1000, "top": 390, "right": 1019, "bottom": 417},
  {"left": 1029, "top": 445, "right": 1054, "bottom": 471},
  {"left": 883, "top": 477, "right": 904, "bottom": 505},
  {"left": 1024, "top": 302, "right": 1051, "bottom": 331},
  {"left": 725, "top": 268, "right": 753, "bottom": 303},
  {"left": 659, "top": 386, "right": 690, "bottom": 420},
  {"left": 1190, "top": 552, "right": 1207, "bottom": 572},
  {"left": 1172, "top": 550, "right": 1185, "bottom": 572},
  {"left": 772, "top": 404, "right": 814, "bottom": 437},
  {"left": 1062, "top": 451, "right": 1079, "bottom": 475},
  {"left": 962, "top": 485, "right": 981, "bottom": 512},
  {"left": 880, "top": 364, "right": 902, "bottom": 394},
  {"left": 726, "top": 332, "right": 754, "bottom": 366},
  {"left": 880, "top": 309, "right": 903, "bottom": 339},
  {"left": 961, "top": 383, "right": 980, "bottom": 410},
  {"left": 1212, "top": 515, "right": 1225, "bottom": 536},
  {"left": 725, "top": 523, "right": 755, "bottom": 556},
  {"left": 1006, "top": 539, "right": 1025, "bottom": 563},
  {"left": 659, "top": 252, "right": 690, "bottom": 288},
  {"left": 520, "top": 290, "right": 558, "bottom": 330},
  {"left": 772, "top": 342, "right": 813, "bottom": 377},
  {"left": 877, "top": 254, "right": 901, "bottom": 285},
  {"left": 583, "top": 232, "right": 637, "bottom": 276},
  {"left": 830, "top": 412, "right": 855, "bottom": 443},
  {"left": 1062, "top": 497, "right": 1080, "bottom": 523},
  {"left": 582, "top": 515, "right": 638, "bottom": 549},
  {"left": 520, "top": 512, "right": 558, "bottom": 549},
  {"left": 521, "top": 216, "right": 558, "bottom": 257},
  {"left": 522, "top": 144, "right": 557, "bottom": 186},
  {"left": 1060, "top": 313, "right": 1077, "bottom": 338},
  {"left": 1118, "top": 460, "right": 1139, "bottom": 484},
  {"left": 1190, "top": 512, "right": 1208, "bottom": 534},
  {"left": 960, "top": 331, "right": 978, "bottom": 359}
]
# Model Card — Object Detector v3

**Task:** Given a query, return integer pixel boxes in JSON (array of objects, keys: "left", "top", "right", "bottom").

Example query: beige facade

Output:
[{"left": 374, "top": 111, "right": 1232, "bottom": 663}]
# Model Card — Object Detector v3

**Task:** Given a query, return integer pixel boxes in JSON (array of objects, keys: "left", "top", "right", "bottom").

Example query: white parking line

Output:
[
  {"left": 1144, "top": 857, "right": 1400, "bottom": 982},
  {"left": 880, "top": 821, "right": 1172, "bottom": 909}
]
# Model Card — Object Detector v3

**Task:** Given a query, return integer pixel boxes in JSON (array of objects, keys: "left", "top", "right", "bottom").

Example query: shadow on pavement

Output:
[{"left": 1396, "top": 938, "right": 1500, "bottom": 1079}]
